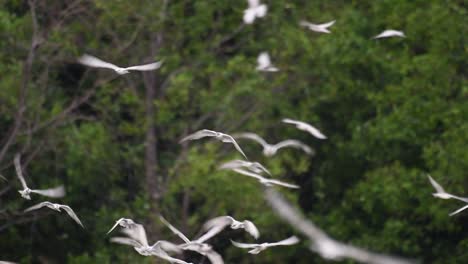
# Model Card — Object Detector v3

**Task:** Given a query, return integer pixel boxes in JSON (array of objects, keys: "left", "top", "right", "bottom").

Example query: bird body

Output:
[
  {"left": 180, "top": 129, "right": 247, "bottom": 159},
  {"left": 24, "top": 201, "right": 84, "bottom": 227},
  {"left": 243, "top": 0, "right": 267, "bottom": 24},
  {"left": 373, "top": 29, "right": 405, "bottom": 39},
  {"left": 231, "top": 236, "right": 299, "bottom": 254},
  {"left": 300, "top": 20, "right": 335, "bottom": 33},
  {"left": 77, "top": 54, "right": 162, "bottom": 75},
  {"left": 196, "top": 216, "right": 260, "bottom": 243},
  {"left": 282, "top": 118, "right": 327, "bottom": 139},
  {"left": 256, "top": 52, "right": 278, "bottom": 72}
]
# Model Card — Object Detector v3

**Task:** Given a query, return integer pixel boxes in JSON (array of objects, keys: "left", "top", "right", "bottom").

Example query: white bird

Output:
[
  {"left": 219, "top": 160, "right": 271, "bottom": 176},
  {"left": 300, "top": 20, "right": 336, "bottom": 34},
  {"left": 107, "top": 218, "right": 137, "bottom": 234},
  {"left": 196, "top": 216, "right": 260, "bottom": 243},
  {"left": 232, "top": 169, "right": 299, "bottom": 189},
  {"left": 160, "top": 216, "right": 224, "bottom": 264},
  {"left": 24, "top": 201, "right": 84, "bottom": 227},
  {"left": 256, "top": 52, "right": 279, "bottom": 72},
  {"left": 233, "top": 133, "right": 313, "bottom": 157},
  {"left": 231, "top": 236, "right": 299, "bottom": 254},
  {"left": 373, "top": 29, "right": 405, "bottom": 39},
  {"left": 14, "top": 154, "right": 65, "bottom": 200},
  {"left": 427, "top": 175, "right": 468, "bottom": 202},
  {"left": 243, "top": 0, "right": 267, "bottom": 24},
  {"left": 282, "top": 118, "right": 327, "bottom": 139},
  {"left": 77, "top": 54, "right": 163, "bottom": 75},
  {"left": 180, "top": 129, "right": 247, "bottom": 159}
]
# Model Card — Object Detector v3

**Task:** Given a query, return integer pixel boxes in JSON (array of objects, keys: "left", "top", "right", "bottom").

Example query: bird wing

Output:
[
  {"left": 219, "top": 160, "right": 246, "bottom": 170},
  {"left": 77, "top": 54, "right": 120, "bottom": 70},
  {"left": 299, "top": 20, "right": 312, "bottom": 28},
  {"left": 23, "top": 201, "right": 53, "bottom": 212},
  {"left": 252, "top": 162, "right": 272, "bottom": 176},
  {"left": 122, "top": 223, "right": 149, "bottom": 247},
  {"left": 230, "top": 240, "right": 258, "bottom": 249},
  {"left": 247, "top": 0, "right": 260, "bottom": 8},
  {"left": 110, "top": 237, "right": 143, "bottom": 248},
  {"left": 257, "top": 52, "right": 271, "bottom": 68},
  {"left": 196, "top": 216, "right": 232, "bottom": 243},
  {"left": 159, "top": 215, "right": 191, "bottom": 243},
  {"left": 243, "top": 9, "right": 257, "bottom": 24},
  {"left": 255, "top": 4, "right": 267, "bottom": 17},
  {"left": 282, "top": 118, "right": 327, "bottom": 139},
  {"left": 232, "top": 133, "right": 269, "bottom": 148},
  {"left": 60, "top": 205, "right": 84, "bottom": 228},
  {"left": 319, "top": 20, "right": 336, "bottom": 28},
  {"left": 154, "top": 240, "right": 183, "bottom": 254},
  {"left": 232, "top": 169, "right": 265, "bottom": 181},
  {"left": 243, "top": 220, "right": 260, "bottom": 239},
  {"left": 274, "top": 140, "right": 313, "bottom": 154},
  {"left": 205, "top": 249, "right": 225, "bottom": 264},
  {"left": 107, "top": 218, "right": 125, "bottom": 234},
  {"left": 125, "top": 61, "right": 163, "bottom": 71},
  {"left": 221, "top": 135, "right": 248, "bottom": 159},
  {"left": 152, "top": 248, "right": 191, "bottom": 264},
  {"left": 31, "top": 185, "right": 66, "bottom": 198},
  {"left": 268, "top": 236, "right": 300, "bottom": 247},
  {"left": 13, "top": 154, "right": 28, "bottom": 189},
  {"left": 450, "top": 204, "right": 468, "bottom": 216},
  {"left": 267, "top": 179, "right": 300, "bottom": 189},
  {"left": 179, "top": 129, "right": 217, "bottom": 143},
  {"left": 427, "top": 175, "right": 446, "bottom": 194}
]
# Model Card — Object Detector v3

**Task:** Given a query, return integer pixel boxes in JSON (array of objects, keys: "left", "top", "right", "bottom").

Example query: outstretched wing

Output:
[
  {"left": 282, "top": 118, "right": 326, "bottom": 139},
  {"left": 13, "top": 154, "right": 28, "bottom": 189},
  {"left": 427, "top": 175, "right": 445, "bottom": 194},
  {"left": 60, "top": 205, "right": 84, "bottom": 228},
  {"left": 125, "top": 61, "right": 163, "bottom": 71},
  {"left": 232, "top": 169, "right": 264, "bottom": 181},
  {"left": 219, "top": 160, "right": 246, "bottom": 170},
  {"left": 179, "top": 129, "right": 218, "bottom": 143},
  {"left": 319, "top": 20, "right": 335, "bottom": 28},
  {"left": 205, "top": 249, "right": 225, "bottom": 264},
  {"left": 77, "top": 54, "right": 120, "bottom": 70},
  {"left": 122, "top": 223, "right": 149, "bottom": 247},
  {"left": 110, "top": 237, "right": 143, "bottom": 248},
  {"left": 251, "top": 162, "right": 271, "bottom": 176},
  {"left": 31, "top": 185, "right": 66, "bottom": 198},
  {"left": 221, "top": 135, "right": 248, "bottom": 159},
  {"left": 232, "top": 132, "right": 269, "bottom": 148},
  {"left": 196, "top": 216, "right": 232, "bottom": 243},
  {"left": 450, "top": 205, "right": 468, "bottom": 216},
  {"left": 268, "top": 179, "right": 300, "bottom": 189},
  {"left": 268, "top": 236, "right": 300, "bottom": 247},
  {"left": 274, "top": 140, "right": 313, "bottom": 155},
  {"left": 230, "top": 240, "right": 258, "bottom": 249},
  {"left": 243, "top": 220, "right": 260, "bottom": 239},
  {"left": 153, "top": 240, "right": 183, "bottom": 254},
  {"left": 23, "top": 202, "right": 52, "bottom": 213},
  {"left": 159, "top": 215, "right": 191, "bottom": 243}
]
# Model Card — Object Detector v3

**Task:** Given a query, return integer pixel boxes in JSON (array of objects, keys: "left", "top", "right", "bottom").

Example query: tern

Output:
[
  {"left": 219, "top": 160, "right": 271, "bottom": 176},
  {"left": 300, "top": 20, "right": 335, "bottom": 33},
  {"left": 256, "top": 52, "right": 278, "bottom": 72},
  {"left": 233, "top": 133, "right": 313, "bottom": 157},
  {"left": 107, "top": 218, "right": 138, "bottom": 234},
  {"left": 373, "top": 29, "right": 405, "bottom": 39},
  {"left": 243, "top": 0, "right": 267, "bottom": 24},
  {"left": 231, "top": 236, "right": 299, "bottom": 254},
  {"left": 77, "top": 54, "right": 162, "bottom": 75},
  {"left": 196, "top": 216, "right": 260, "bottom": 243},
  {"left": 24, "top": 201, "right": 84, "bottom": 227},
  {"left": 160, "top": 216, "right": 224, "bottom": 264},
  {"left": 231, "top": 169, "right": 299, "bottom": 189},
  {"left": 14, "top": 154, "right": 65, "bottom": 200},
  {"left": 282, "top": 118, "right": 327, "bottom": 139},
  {"left": 180, "top": 129, "right": 247, "bottom": 159},
  {"left": 427, "top": 175, "right": 468, "bottom": 203}
]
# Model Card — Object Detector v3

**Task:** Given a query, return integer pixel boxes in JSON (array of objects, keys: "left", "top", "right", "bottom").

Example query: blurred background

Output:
[{"left": 0, "top": 0, "right": 467, "bottom": 263}]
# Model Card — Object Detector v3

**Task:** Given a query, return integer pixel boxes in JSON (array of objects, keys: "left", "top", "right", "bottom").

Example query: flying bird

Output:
[
  {"left": 14, "top": 154, "right": 65, "bottom": 200},
  {"left": 24, "top": 201, "right": 84, "bottom": 227},
  {"left": 256, "top": 52, "right": 278, "bottom": 72},
  {"left": 180, "top": 129, "right": 247, "bottom": 159},
  {"left": 233, "top": 133, "right": 313, "bottom": 157},
  {"left": 300, "top": 20, "right": 336, "bottom": 33},
  {"left": 373, "top": 29, "right": 405, "bottom": 39},
  {"left": 231, "top": 169, "right": 299, "bottom": 189},
  {"left": 282, "top": 118, "right": 327, "bottom": 139},
  {"left": 243, "top": 0, "right": 267, "bottom": 24},
  {"left": 219, "top": 160, "right": 271, "bottom": 176},
  {"left": 196, "top": 216, "right": 260, "bottom": 243},
  {"left": 427, "top": 175, "right": 468, "bottom": 202},
  {"left": 77, "top": 54, "right": 162, "bottom": 75},
  {"left": 160, "top": 216, "right": 224, "bottom": 264},
  {"left": 107, "top": 218, "right": 138, "bottom": 234},
  {"left": 231, "top": 236, "right": 299, "bottom": 254}
]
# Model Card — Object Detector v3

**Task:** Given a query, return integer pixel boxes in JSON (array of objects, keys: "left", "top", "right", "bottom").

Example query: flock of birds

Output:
[{"left": 1, "top": 1, "right": 459, "bottom": 263}]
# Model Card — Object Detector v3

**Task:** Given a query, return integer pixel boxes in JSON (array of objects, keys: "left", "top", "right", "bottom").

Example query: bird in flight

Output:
[
  {"left": 180, "top": 129, "right": 247, "bottom": 159},
  {"left": 243, "top": 0, "right": 267, "bottom": 24},
  {"left": 282, "top": 118, "right": 327, "bottom": 139},
  {"left": 14, "top": 154, "right": 65, "bottom": 200},
  {"left": 77, "top": 54, "right": 163, "bottom": 75},
  {"left": 427, "top": 175, "right": 468, "bottom": 202},
  {"left": 231, "top": 236, "right": 299, "bottom": 254},
  {"left": 233, "top": 133, "right": 313, "bottom": 157},
  {"left": 219, "top": 160, "right": 271, "bottom": 176},
  {"left": 231, "top": 169, "right": 299, "bottom": 189},
  {"left": 107, "top": 218, "right": 138, "bottom": 234},
  {"left": 373, "top": 29, "right": 405, "bottom": 39},
  {"left": 160, "top": 216, "right": 224, "bottom": 264},
  {"left": 300, "top": 20, "right": 336, "bottom": 33},
  {"left": 196, "top": 216, "right": 260, "bottom": 243},
  {"left": 256, "top": 52, "right": 279, "bottom": 72},
  {"left": 24, "top": 201, "right": 84, "bottom": 227}
]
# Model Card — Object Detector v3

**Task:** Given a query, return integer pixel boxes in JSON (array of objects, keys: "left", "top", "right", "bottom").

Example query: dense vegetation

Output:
[{"left": 0, "top": 0, "right": 466, "bottom": 263}]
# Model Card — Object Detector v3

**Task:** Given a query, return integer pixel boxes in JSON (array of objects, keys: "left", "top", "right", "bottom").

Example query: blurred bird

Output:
[
  {"left": 24, "top": 201, "right": 84, "bottom": 227},
  {"left": 77, "top": 54, "right": 162, "bottom": 75},
  {"left": 427, "top": 175, "right": 468, "bottom": 202},
  {"left": 243, "top": 0, "right": 267, "bottom": 24},
  {"left": 107, "top": 218, "right": 138, "bottom": 234},
  {"left": 282, "top": 118, "right": 327, "bottom": 139},
  {"left": 219, "top": 160, "right": 271, "bottom": 176},
  {"left": 231, "top": 236, "right": 299, "bottom": 254},
  {"left": 180, "top": 129, "right": 247, "bottom": 159},
  {"left": 14, "top": 154, "right": 65, "bottom": 200},
  {"left": 0, "top": 261, "right": 17, "bottom": 264},
  {"left": 160, "top": 216, "right": 224, "bottom": 264},
  {"left": 373, "top": 29, "right": 405, "bottom": 39},
  {"left": 256, "top": 52, "right": 278, "bottom": 72},
  {"left": 231, "top": 169, "right": 299, "bottom": 189},
  {"left": 233, "top": 133, "right": 313, "bottom": 157},
  {"left": 196, "top": 216, "right": 260, "bottom": 243},
  {"left": 300, "top": 20, "right": 335, "bottom": 33}
]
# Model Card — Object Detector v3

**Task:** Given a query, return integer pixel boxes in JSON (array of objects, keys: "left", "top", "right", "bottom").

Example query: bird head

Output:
[{"left": 18, "top": 189, "right": 31, "bottom": 200}]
